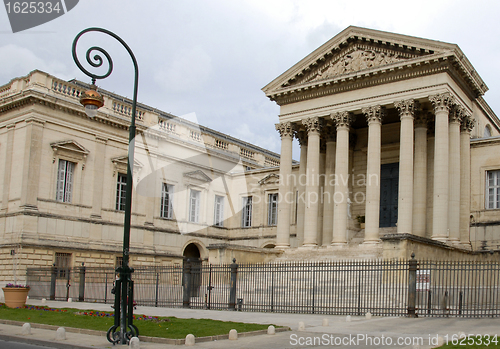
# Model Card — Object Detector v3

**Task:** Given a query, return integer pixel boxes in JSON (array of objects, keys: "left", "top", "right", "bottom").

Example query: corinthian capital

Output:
[
  {"left": 362, "top": 105, "right": 385, "bottom": 124},
  {"left": 275, "top": 121, "right": 293, "bottom": 139},
  {"left": 429, "top": 93, "right": 455, "bottom": 113},
  {"left": 331, "top": 111, "right": 355, "bottom": 129},
  {"left": 449, "top": 105, "right": 465, "bottom": 124},
  {"left": 460, "top": 114, "right": 475, "bottom": 133},
  {"left": 302, "top": 117, "right": 323, "bottom": 134},
  {"left": 394, "top": 99, "right": 420, "bottom": 119}
]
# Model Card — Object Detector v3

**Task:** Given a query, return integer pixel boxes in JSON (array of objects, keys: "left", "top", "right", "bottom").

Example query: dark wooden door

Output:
[{"left": 379, "top": 163, "right": 399, "bottom": 227}]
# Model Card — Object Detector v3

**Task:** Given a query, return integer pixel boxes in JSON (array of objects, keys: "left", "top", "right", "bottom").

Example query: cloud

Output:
[
  {"left": 0, "top": 44, "right": 70, "bottom": 83},
  {"left": 154, "top": 45, "right": 212, "bottom": 93}
]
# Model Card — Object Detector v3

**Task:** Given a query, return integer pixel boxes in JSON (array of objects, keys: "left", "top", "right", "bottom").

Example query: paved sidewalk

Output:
[{"left": 0, "top": 299, "right": 498, "bottom": 348}]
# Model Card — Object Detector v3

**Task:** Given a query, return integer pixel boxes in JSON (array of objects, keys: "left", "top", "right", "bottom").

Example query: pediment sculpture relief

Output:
[{"left": 302, "top": 47, "right": 409, "bottom": 85}]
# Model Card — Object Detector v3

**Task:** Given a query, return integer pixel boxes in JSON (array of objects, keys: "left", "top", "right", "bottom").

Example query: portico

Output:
[{"left": 265, "top": 26, "right": 487, "bottom": 250}]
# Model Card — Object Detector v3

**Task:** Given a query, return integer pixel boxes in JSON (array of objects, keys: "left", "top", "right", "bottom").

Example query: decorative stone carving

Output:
[
  {"left": 302, "top": 117, "right": 323, "bottom": 134},
  {"left": 460, "top": 114, "right": 475, "bottom": 133},
  {"left": 307, "top": 47, "right": 407, "bottom": 83},
  {"left": 331, "top": 111, "right": 355, "bottom": 128},
  {"left": 275, "top": 121, "right": 293, "bottom": 138},
  {"left": 450, "top": 105, "right": 465, "bottom": 123},
  {"left": 362, "top": 105, "right": 385, "bottom": 124},
  {"left": 50, "top": 140, "right": 90, "bottom": 168},
  {"left": 414, "top": 110, "right": 429, "bottom": 128},
  {"left": 294, "top": 128, "right": 308, "bottom": 146},
  {"left": 429, "top": 93, "right": 454, "bottom": 112},
  {"left": 394, "top": 99, "right": 420, "bottom": 119}
]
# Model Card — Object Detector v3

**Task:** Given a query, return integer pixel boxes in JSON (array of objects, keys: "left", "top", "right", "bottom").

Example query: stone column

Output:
[
  {"left": 1, "top": 124, "right": 15, "bottom": 212},
  {"left": 412, "top": 112, "right": 428, "bottom": 237},
  {"left": 395, "top": 99, "right": 419, "bottom": 234},
  {"left": 301, "top": 117, "right": 322, "bottom": 247},
  {"left": 448, "top": 106, "right": 463, "bottom": 242},
  {"left": 275, "top": 121, "right": 294, "bottom": 249},
  {"left": 322, "top": 129, "right": 336, "bottom": 246},
  {"left": 430, "top": 93, "right": 454, "bottom": 241},
  {"left": 20, "top": 118, "right": 45, "bottom": 210},
  {"left": 317, "top": 143, "right": 326, "bottom": 245},
  {"left": 295, "top": 131, "right": 308, "bottom": 247},
  {"left": 331, "top": 111, "right": 354, "bottom": 245},
  {"left": 460, "top": 114, "right": 474, "bottom": 247},
  {"left": 91, "top": 137, "right": 107, "bottom": 218},
  {"left": 362, "top": 106, "right": 384, "bottom": 243}
]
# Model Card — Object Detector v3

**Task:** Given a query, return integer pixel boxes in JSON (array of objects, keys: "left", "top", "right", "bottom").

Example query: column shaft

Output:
[
  {"left": 460, "top": 115, "right": 474, "bottom": 247},
  {"left": 430, "top": 93, "right": 453, "bottom": 241},
  {"left": 322, "top": 139, "right": 336, "bottom": 245},
  {"left": 275, "top": 122, "right": 294, "bottom": 249},
  {"left": 413, "top": 116, "right": 428, "bottom": 237},
  {"left": 395, "top": 100, "right": 417, "bottom": 234},
  {"left": 296, "top": 143, "right": 307, "bottom": 246},
  {"left": 363, "top": 106, "right": 383, "bottom": 243},
  {"left": 302, "top": 117, "right": 322, "bottom": 247},
  {"left": 448, "top": 111, "right": 461, "bottom": 242},
  {"left": 332, "top": 111, "right": 354, "bottom": 245}
]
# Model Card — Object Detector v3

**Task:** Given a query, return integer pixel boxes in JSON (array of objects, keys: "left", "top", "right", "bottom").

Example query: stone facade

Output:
[
  {"left": 263, "top": 26, "right": 500, "bottom": 255},
  {"left": 0, "top": 70, "right": 285, "bottom": 287}
]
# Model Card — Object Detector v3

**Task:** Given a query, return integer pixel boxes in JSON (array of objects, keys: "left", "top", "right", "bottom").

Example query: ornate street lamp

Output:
[{"left": 72, "top": 27, "right": 139, "bottom": 345}]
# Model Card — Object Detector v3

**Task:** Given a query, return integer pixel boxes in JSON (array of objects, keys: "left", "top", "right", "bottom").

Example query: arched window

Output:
[{"left": 484, "top": 125, "right": 492, "bottom": 138}]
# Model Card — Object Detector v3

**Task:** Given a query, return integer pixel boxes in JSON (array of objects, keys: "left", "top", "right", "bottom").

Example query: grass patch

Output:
[
  {"left": 438, "top": 335, "right": 500, "bottom": 348},
  {"left": 0, "top": 304, "right": 274, "bottom": 339}
]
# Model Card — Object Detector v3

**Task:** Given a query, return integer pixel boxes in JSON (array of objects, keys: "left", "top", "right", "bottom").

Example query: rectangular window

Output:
[
  {"left": 242, "top": 196, "right": 252, "bottom": 227},
  {"left": 161, "top": 183, "right": 174, "bottom": 219},
  {"left": 486, "top": 170, "right": 500, "bottom": 209},
  {"left": 189, "top": 189, "right": 201, "bottom": 223},
  {"left": 56, "top": 159, "right": 75, "bottom": 203},
  {"left": 55, "top": 252, "right": 71, "bottom": 278},
  {"left": 116, "top": 256, "right": 123, "bottom": 268},
  {"left": 116, "top": 173, "right": 127, "bottom": 211},
  {"left": 268, "top": 193, "right": 278, "bottom": 226},
  {"left": 214, "top": 195, "right": 224, "bottom": 227}
]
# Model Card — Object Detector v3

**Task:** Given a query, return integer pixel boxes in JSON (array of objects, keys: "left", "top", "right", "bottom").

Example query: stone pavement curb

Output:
[
  {"left": 0, "top": 318, "right": 290, "bottom": 346},
  {"left": 0, "top": 333, "right": 95, "bottom": 349}
]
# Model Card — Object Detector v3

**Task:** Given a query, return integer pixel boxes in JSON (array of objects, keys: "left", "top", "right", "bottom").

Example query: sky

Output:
[{"left": 0, "top": 0, "right": 499, "bottom": 160}]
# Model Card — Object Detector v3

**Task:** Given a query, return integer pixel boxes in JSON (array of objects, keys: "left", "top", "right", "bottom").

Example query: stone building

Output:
[
  {"left": 264, "top": 26, "right": 500, "bottom": 257},
  {"left": 1, "top": 26, "right": 500, "bottom": 289},
  {"left": 0, "top": 70, "right": 284, "bottom": 285}
]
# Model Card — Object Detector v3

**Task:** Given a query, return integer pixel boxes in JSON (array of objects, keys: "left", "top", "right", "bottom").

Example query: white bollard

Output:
[
  {"left": 365, "top": 312, "right": 372, "bottom": 319},
  {"left": 22, "top": 323, "right": 31, "bottom": 335},
  {"left": 129, "top": 337, "right": 140, "bottom": 349},
  {"left": 229, "top": 329, "right": 238, "bottom": 340},
  {"left": 346, "top": 315, "right": 351, "bottom": 322},
  {"left": 437, "top": 336, "right": 445, "bottom": 347},
  {"left": 322, "top": 318, "right": 329, "bottom": 327},
  {"left": 67, "top": 298, "right": 72, "bottom": 303},
  {"left": 298, "top": 321, "right": 305, "bottom": 331},
  {"left": 185, "top": 334, "right": 195, "bottom": 346},
  {"left": 55, "top": 327, "right": 66, "bottom": 340},
  {"left": 267, "top": 325, "right": 275, "bottom": 335},
  {"left": 41, "top": 298, "right": 46, "bottom": 304}
]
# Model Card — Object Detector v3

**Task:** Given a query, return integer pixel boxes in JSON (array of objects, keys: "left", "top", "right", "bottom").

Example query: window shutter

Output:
[
  {"left": 56, "top": 160, "right": 66, "bottom": 201},
  {"left": 64, "top": 161, "right": 74, "bottom": 203}
]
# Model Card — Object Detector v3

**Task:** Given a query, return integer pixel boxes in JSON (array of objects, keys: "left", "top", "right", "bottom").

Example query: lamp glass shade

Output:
[{"left": 85, "top": 104, "right": 99, "bottom": 118}]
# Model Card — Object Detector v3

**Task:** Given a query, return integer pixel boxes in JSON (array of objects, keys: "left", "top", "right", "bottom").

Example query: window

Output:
[
  {"left": 161, "top": 183, "right": 174, "bottom": 219},
  {"left": 116, "top": 256, "right": 123, "bottom": 268},
  {"left": 242, "top": 196, "right": 252, "bottom": 227},
  {"left": 189, "top": 189, "right": 201, "bottom": 223},
  {"left": 56, "top": 159, "right": 75, "bottom": 203},
  {"left": 116, "top": 173, "right": 127, "bottom": 211},
  {"left": 486, "top": 170, "right": 500, "bottom": 209},
  {"left": 55, "top": 252, "right": 71, "bottom": 278},
  {"left": 214, "top": 195, "right": 224, "bottom": 227},
  {"left": 268, "top": 193, "right": 278, "bottom": 226}
]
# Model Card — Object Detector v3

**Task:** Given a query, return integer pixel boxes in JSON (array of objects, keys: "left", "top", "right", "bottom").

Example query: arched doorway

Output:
[{"left": 183, "top": 243, "right": 202, "bottom": 297}]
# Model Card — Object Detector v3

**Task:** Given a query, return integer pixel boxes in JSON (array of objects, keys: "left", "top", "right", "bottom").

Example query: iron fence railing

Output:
[{"left": 25, "top": 258, "right": 500, "bottom": 318}]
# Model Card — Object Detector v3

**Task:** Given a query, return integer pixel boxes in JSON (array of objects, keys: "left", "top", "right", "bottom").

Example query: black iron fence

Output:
[{"left": 26, "top": 258, "right": 500, "bottom": 317}]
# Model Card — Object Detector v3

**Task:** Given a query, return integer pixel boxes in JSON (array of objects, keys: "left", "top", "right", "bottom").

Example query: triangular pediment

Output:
[
  {"left": 184, "top": 170, "right": 212, "bottom": 182},
  {"left": 111, "top": 156, "right": 143, "bottom": 170},
  {"left": 50, "top": 140, "right": 89, "bottom": 155},
  {"left": 258, "top": 173, "right": 280, "bottom": 185},
  {"left": 262, "top": 26, "right": 487, "bottom": 101}
]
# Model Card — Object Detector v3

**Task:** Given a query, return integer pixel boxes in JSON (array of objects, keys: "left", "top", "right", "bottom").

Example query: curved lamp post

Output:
[{"left": 72, "top": 27, "right": 139, "bottom": 345}]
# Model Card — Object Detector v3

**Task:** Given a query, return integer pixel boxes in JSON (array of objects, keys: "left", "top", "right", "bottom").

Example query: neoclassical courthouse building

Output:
[{"left": 1, "top": 26, "right": 500, "bottom": 285}]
